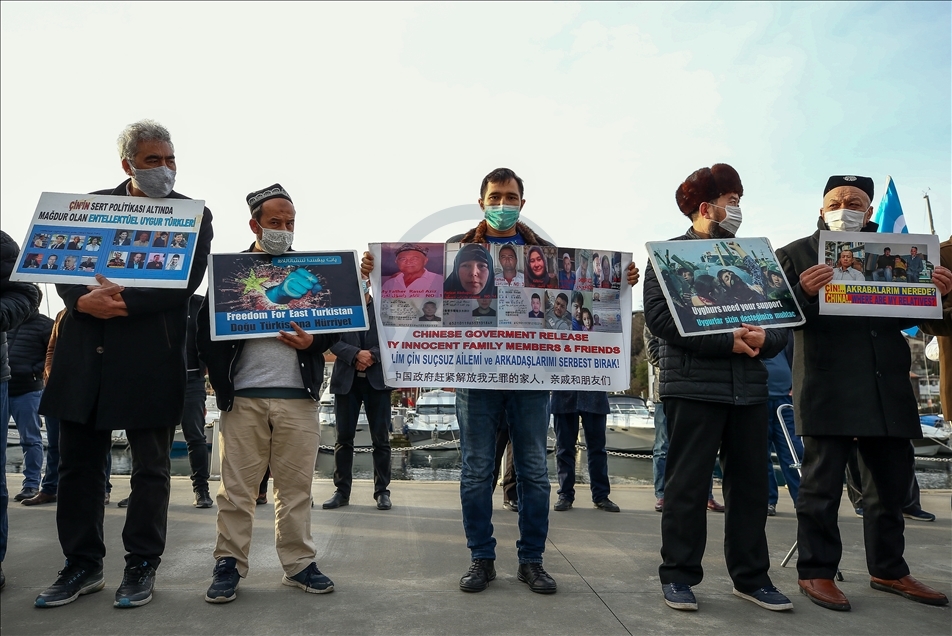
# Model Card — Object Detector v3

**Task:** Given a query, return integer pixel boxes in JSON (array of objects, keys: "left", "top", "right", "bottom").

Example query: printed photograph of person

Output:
[
  {"left": 170, "top": 232, "right": 189, "bottom": 249},
  {"left": 112, "top": 229, "right": 132, "bottom": 246},
  {"left": 133, "top": 231, "right": 152, "bottom": 247},
  {"left": 573, "top": 249, "right": 593, "bottom": 291},
  {"left": 472, "top": 297, "right": 497, "bottom": 317},
  {"left": 50, "top": 234, "right": 68, "bottom": 249},
  {"left": 716, "top": 267, "right": 765, "bottom": 303},
  {"left": 568, "top": 290, "right": 594, "bottom": 330},
  {"left": 760, "top": 266, "right": 793, "bottom": 299},
  {"left": 67, "top": 235, "right": 85, "bottom": 250},
  {"left": 557, "top": 250, "right": 576, "bottom": 290},
  {"left": 611, "top": 253, "right": 623, "bottom": 288},
  {"left": 107, "top": 251, "right": 127, "bottom": 268},
  {"left": 146, "top": 253, "right": 165, "bottom": 269},
  {"left": 528, "top": 292, "right": 544, "bottom": 318},
  {"left": 544, "top": 290, "right": 572, "bottom": 330},
  {"left": 579, "top": 307, "right": 594, "bottom": 331},
  {"left": 380, "top": 242, "right": 443, "bottom": 298},
  {"left": 166, "top": 253, "right": 183, "bottom": 271},
  {"left": 40, "top": 254, "right": 59, "bottom": 270},
  {"left": 23, "top": 253, "right": 43, "bottom": 268},
  {"left": 419, "top": 300, "right": 441, "bottom": 322},
  {"left": 444, "top": 243, "right": 495, "bottom": 299},
  {"left": 591, "top": 289, "right": 623, "bottom": 333},
  {"left": 85, "top": 235, "right": 102, "bottom": 251},
  {"left": 79, "top": 256, "right": 97, "bottom": 271},
  {"left": 62, "top": 255, "right": 78, "bottom": 271},
  {"left": 494, "top": 243, "right": 524, "bottom": 287},
  {"left": 524, "top": 245, "right": 557, "bottom": 288},
  {"left": 595, "top": 253, "right": 614, "bottom": 289},
  {"left": 127, "top": 252, "right": 148, "bottom": 269},
  {"left": 152, "top": 231, "right": 170, "bottom": 248},
  {"left": 830, "top": 247, "right": 865, "bottom": 282},
  {"left": 31, "top": 233, "right": 49, "bottom": 249}
]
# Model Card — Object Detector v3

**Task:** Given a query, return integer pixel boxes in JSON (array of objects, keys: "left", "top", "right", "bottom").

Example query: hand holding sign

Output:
[
  {"left": 266, "top": 267, "right": 322, "bottom": 304},
  {"left": 77, "top": 274, "right": 129, "bottom": 319},
  {"left": 800, "top": 264, "right": 834, "bottom": 297}
]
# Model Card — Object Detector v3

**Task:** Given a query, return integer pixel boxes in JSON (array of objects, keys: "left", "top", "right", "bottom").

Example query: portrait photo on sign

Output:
[
  {"left": 646, "top": 236, "right": 804, "bottom": 336},
  {"left": 444, "top": 243, "right": 496, "bottom": 299},
  {"left": 497, "top": 287, "right": 544, "bottom": 328},
  {"left": 523, "top": 245, "right": 559, "bottom": 289},
  {"left": 379, "top": 242, "right": 444, "bottom": 299},
  {"left": 493, "top": 243, "right": 525, "bottom": 287}
]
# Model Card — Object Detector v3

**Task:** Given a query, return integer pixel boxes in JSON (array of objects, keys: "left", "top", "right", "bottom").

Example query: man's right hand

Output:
[
  {"left": 732, "top": 327, "right": 759, "bottom": 357},
  {"left": 76, "top": 274, "right": 129, "bottom": 319},
  {"left": 799, "top": 264, "right": 834, "bottom": 297},
  {"left": 361, "top": 251, "right": 375, "bottom": 278},
  {"left": 354, "top": 349, "right": 374, "bottom": 371}
]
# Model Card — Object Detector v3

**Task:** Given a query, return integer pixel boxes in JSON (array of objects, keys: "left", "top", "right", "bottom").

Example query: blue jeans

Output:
[
  {"left": 1, "top": 381, "right": 8, "bottom": 562},
  {"left": 9, "top": 389, "right": 45, "bottom": 489},
  {"left": 456, "top": 389, "right": 550, "bottom": 564},
  {"left": 766, "top": 397, "right": 802, "bottom": 507},
  {"left": 872, "top": 267, "right": 892, "bottom": 282},
  {"left": 554, "top": 412, "right": 609, "bottom": 503},
  {"left": 653, "top": 402, "right": 668, "bottom": 499},
  {"left": 41, "top": 415, "right": 61, "bottom": 495}
]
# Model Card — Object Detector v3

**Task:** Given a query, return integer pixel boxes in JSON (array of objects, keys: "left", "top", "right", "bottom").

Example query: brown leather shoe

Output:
[
  {"left": 870, "top": 575, "right": 949, "bottom": 606},
  {"left": 706, "top": 498, "right": 725, "bottom": 513},
  {"left": 21, "top": 492, "right": 57, "bottom": 506},
  {"left": 798, "top": 578, "right": 851, "bottom": 611}
]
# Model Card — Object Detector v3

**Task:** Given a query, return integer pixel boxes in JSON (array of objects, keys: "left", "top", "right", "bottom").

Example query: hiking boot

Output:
[
  {"left": 517, "top": 563, "right": 557, "bottom": 594},
  {"left": 205, "top": 557, "right": 240, "bottom": 603},
  {"left": 35, "top": 562, "right": 105, "bottom": 607}
]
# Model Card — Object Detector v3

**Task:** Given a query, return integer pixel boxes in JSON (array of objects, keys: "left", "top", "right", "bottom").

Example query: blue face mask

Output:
[{"left": 483, "top": 205, "right": 520, "bottom": 231}]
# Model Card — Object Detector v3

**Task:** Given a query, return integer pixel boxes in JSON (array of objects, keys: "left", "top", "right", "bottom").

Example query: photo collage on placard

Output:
[
  {"left": 378, "top": 243, "right": 446, "bottom": 327},
  {"left": 22, "top": 226, "right": 193, "bottom": 277},
  {"left": 375, "top": 242, "right": 624, "bottom": 334}
]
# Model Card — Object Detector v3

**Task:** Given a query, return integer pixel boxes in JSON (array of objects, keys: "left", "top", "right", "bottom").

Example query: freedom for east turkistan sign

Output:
[
  {"left": 369, "top": 241, "right": 633, "bottom": 391},
  {"left": 11, "top": 192, "right": 203, "bottom": 288}
]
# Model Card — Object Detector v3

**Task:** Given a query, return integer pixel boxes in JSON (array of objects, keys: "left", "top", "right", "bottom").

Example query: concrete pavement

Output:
[{"left": 1, "top": 477, "right": 949, "bottom": 635}]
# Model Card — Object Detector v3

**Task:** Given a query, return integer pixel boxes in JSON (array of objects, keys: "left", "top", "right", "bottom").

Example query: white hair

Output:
[{"left": 117, "top": 119, "right": 173, "bottom": 160}]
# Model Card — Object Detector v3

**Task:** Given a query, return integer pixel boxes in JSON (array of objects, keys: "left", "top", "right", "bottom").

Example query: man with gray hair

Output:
[{"left": 34, "top": 119, "right": 213, "bottom": 609}]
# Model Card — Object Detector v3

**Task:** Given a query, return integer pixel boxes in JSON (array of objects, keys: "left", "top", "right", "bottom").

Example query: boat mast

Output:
[{"left": 923, "top": 190, "right": 936, "bottom": 235}]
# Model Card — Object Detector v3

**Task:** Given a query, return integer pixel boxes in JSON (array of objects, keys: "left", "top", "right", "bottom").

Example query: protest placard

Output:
[
  {"left": 10, "top": 192, "right": 203, "bottom": 288},
  {"left": 818, "top": 231, "right": 942, "bottom": 318},
  {"left": 207, "top": 251, "right": 368, "bottom": 341},
  {"left": 370, "top": 242, "right": 632, "bottom": 391},
  {"left": 646, "top": 237, "right": 804, "bottom": 336}
]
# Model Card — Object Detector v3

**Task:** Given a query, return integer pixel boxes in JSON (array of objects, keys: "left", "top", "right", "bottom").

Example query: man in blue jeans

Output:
[{"left": 765, "top": 332, "right": 801, "bottom": 517}]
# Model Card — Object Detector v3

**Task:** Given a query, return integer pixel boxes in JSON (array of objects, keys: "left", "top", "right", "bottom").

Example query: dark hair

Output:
[
  {"left": 423, "top": 301, "right": 436, "bottom": 308},
  {"left": 571, "top": 291, "right": 584, "bottom": 306},
  {"left": 883, "top": 247, "right": 891, "bottom": 252},
  {"left": 694, "top": 275, "right": 716, "bottom": 300},
  {"left": 676, "top": 267, "right": 691, "bottom": 276},
  {"left": 480, "top": 167, "right": 524, "bottom": 199},
  {"left": 556, "top": 292, "right": 568, "bottom": 304},
  {"left": 531, "top": 293, "right": 540, "bottom": 300}
]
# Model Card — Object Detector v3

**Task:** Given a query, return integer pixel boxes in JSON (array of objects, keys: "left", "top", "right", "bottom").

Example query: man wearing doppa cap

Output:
[
  {"left": 776, "top": 175, "right": 952, "bottom": 611},
  {"left": 381, "top": 243, "right": 442, "bottom": 296},
  {"left": 198, "top": 183, "right": 339, "bottom": 604},
  {"left": 643, "top": 163, "right": 793, "bottom": 613}
]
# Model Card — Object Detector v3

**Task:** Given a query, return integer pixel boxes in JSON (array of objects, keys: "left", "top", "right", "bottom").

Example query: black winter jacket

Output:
[
  {"left": 1, "top": 231, "right": 41, "bottom": 382},
  {"left": 7, "top": 309, "right": 54, "bottom": 396},
  {"left": 197, "top": 246, "right": 339, "bottom": 412},
  {"left": 643, "top": 228, "right": 788, "bottom": 405}
]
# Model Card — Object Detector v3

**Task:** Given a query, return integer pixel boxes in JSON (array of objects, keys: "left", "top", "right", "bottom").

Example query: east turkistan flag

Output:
[{"left": 872, "top": 175, "right": 908, "bottom": 234}]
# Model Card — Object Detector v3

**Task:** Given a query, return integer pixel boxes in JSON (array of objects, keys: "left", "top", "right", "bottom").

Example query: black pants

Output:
[
  {"left": 659, "top": 398, "right": 771, "bottom": 592},
  {"left": 58, "top": 418, "right": 175, "bottom": 570},
  {"left": 554, "top": 412, "right": 610, "bottom": 503},
  {"left": 182, "top": 376, "right": 209, "bottom": 492},
  {"left": 333, "top": 377, "right": 391, "bottom": 498},
  {"left": 492, "top": 428, "right": 517, "bottom": 502},
  {"left": 845, "top": 442, "right": 921, "bottom": 513},
  {"left": 796, "top": 436, "right": 910, "bottom": 580}
]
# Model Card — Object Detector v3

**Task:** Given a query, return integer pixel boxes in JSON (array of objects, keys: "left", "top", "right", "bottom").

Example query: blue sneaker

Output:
[
  {"left": 662, "top": 583, "right": 697, "bottom": 610},
  {"left": 733, "top": 585, "right": 794, "bottom": 611},
  {"left": 205, "top": 557, "right": 240, "bottom": 603},
  {"left": 283, "top": 562, "right": 334, "bottom": 594}
]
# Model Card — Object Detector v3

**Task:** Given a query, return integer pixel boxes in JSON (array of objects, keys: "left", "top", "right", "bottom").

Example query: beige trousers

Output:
[{"left": 214, "top": 397, "right": 320, "bottom": 577}]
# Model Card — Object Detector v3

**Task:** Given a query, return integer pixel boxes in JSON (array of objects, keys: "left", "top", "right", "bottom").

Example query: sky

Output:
[{"left": 2, "top": 1, "right": 949, "bottom": 316}]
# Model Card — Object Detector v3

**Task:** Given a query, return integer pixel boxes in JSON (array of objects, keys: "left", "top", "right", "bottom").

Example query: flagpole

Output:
[{"left": 922, "top": 190, "right": 936, "bottom": 235}]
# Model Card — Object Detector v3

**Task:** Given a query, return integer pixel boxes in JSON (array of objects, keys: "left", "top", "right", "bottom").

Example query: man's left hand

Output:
[
  {"left": 355, "top": 349, "right": 374, "bottom": 371},
  {"left": 932, "top": 265, "right": 952, "bottom": 296},
  {"left": 277, "top": 321, "right": 314, "bottom": 350},
  {"left": 740, "top": 323, "right": 766, "bottom": 349},
  {"left": 627, "top": 262, "right": 640, "bottom": 287}
]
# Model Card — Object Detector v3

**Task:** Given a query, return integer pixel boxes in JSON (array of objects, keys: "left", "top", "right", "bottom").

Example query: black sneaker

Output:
[
  {"left": 114, "top": 561, "right": 156, "bottom": 608},
  {"left": 518, "top": 563, "right": 557, "bottom": 594},
  {"left": 35, "top": 562, "right": 105, "bottom": 607},
  {"left": 553, "top": 497, "right": 573, "bottom": 511},
  {"left": 14, "top": 487, "right": 38, "bottom": 502},
  {"left": 594, "top": 498, "right": 620, "bottom": 513},
  {"left": 662, "top": 582, "right": 697, "bottom": 610},
  {"left": 283, "top": 562, "right": 334, "bottom": 594},
  {"left": 459, "top": 559, "right": 496, "bottom": 592},
  {"left": 205, "top": 557, "right": 240, "bottom": 603},
  {"left": 733, "top": 585, "right": 794, "bottom": 611},
  {"left": 117, "top": 497, "right": 129, "bottom": 508},
  {"left": 194, "top": 490, "right": 213, "bottom": 509}
]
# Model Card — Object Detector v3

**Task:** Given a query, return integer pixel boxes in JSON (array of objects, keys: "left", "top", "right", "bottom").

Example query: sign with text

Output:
[
  {"left": 207, "top": 251, "right": 368, "bottom": 341},
  {"left": 818, "top": 231, "right": 941, "bottom": 318},
  {"left": 370, "top": 242, "right": 632, "bottom": 390},
  {"left": 10, "top": 191, "right": 203, "bottom": 288},
  {"left": 646, "top": 237, "right": 804, "bottom": 336}
]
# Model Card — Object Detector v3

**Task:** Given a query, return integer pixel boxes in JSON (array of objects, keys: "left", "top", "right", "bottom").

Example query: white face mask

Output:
[
  {"left": 129, "top": 164, "right": 176, "bottom": 198},
  {"left": 824, "top": 209, "right": 866, "bottom": 232},
  {"left": 259, "top": 228, "right": 294, "bottom": 255},
  {"left": 708, "top": 203, "right": 742, "bottom": 237}
]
